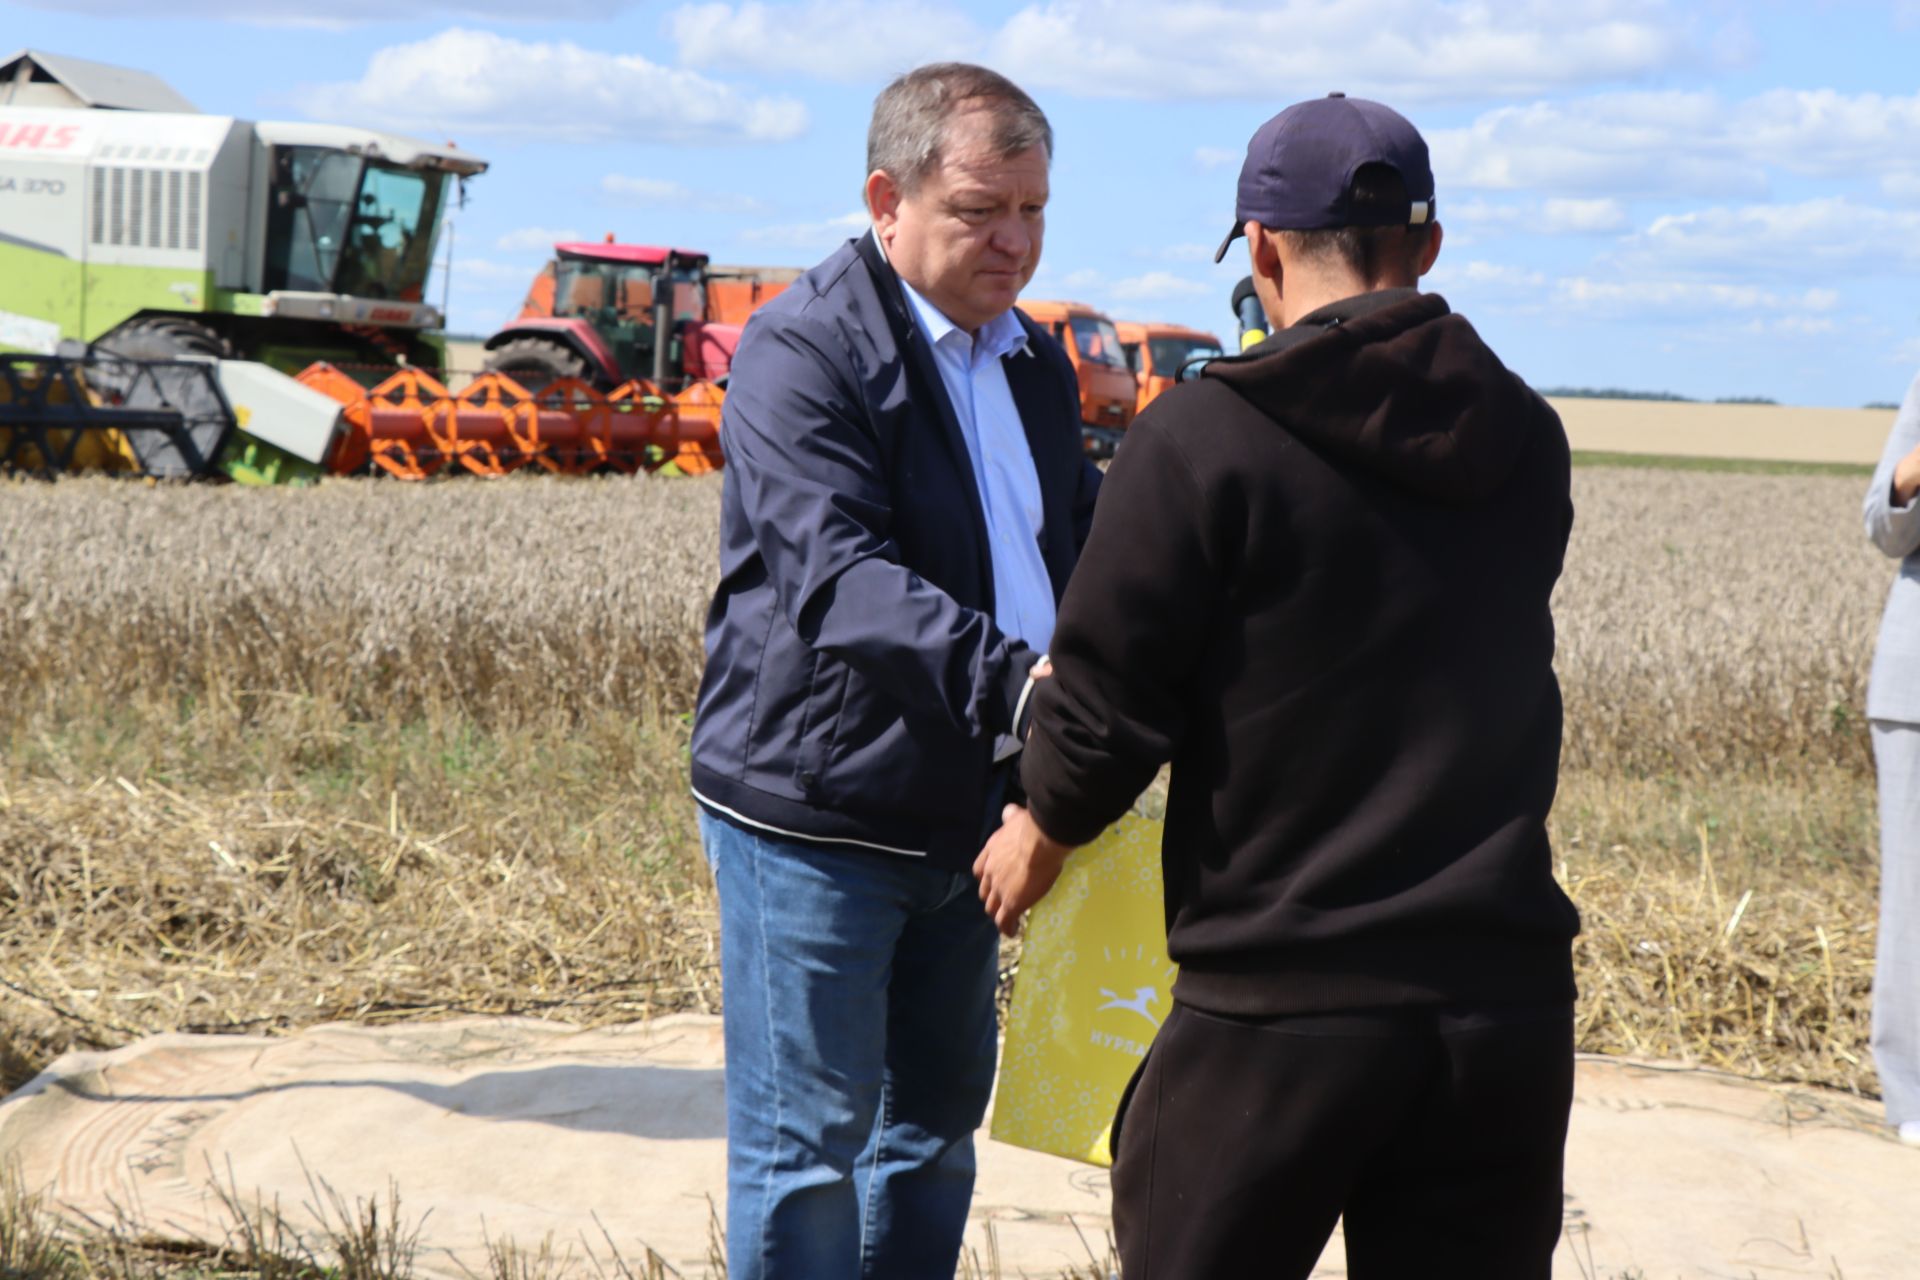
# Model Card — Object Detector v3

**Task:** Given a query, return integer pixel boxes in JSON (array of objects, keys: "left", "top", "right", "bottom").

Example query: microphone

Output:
[{"left": 1232, "top": 276, "right": 1267, "bottom": 351}]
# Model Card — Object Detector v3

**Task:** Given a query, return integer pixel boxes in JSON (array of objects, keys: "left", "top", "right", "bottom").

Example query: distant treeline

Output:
[{"left": 1539, "top": 387, "right": 1780, "bottom": 405}]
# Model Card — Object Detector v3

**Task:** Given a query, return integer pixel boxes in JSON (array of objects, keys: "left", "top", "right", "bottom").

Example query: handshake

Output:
[{"left": 976, "top": 656, "right": 1071, "bottom": 938}]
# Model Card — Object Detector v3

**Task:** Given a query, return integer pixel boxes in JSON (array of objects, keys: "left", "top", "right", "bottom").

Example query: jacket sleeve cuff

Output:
[
  {"left": 985, "top": 646, "right": 1041, "bottom": 736},
  {"left": 1867, "top": 486, "right": 1920, "bottom": 558},
  {"left": 1012, "top": 653, "right": 1046, "bottom": 742},
  {"left": 1021, "top": 722, "right": 1126, "bottom": 848}
]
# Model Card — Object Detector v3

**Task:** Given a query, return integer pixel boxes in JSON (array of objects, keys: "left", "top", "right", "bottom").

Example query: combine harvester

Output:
[{"left": 0, "top": 50, "right": 756, "bottom": 481}]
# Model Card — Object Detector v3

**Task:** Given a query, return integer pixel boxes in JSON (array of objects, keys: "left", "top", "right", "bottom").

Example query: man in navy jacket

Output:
[{"left": 689, "top": 62, "right": 1099, "bottom": 1279}]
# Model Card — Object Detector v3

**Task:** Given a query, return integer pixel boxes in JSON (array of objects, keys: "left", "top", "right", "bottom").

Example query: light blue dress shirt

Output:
[{"left": 895, "top": 270, "right": 1057, "bottom": 655}]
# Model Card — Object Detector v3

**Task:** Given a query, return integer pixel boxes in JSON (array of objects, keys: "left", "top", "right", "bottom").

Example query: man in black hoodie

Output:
[{"left": 975, "top": 95, "right": 1580, "bottom": 1277}]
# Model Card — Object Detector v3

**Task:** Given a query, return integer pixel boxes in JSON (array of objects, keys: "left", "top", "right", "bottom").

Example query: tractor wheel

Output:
[
  {"left": 484, "top": 338, "right": 590, "bottom": 393},
  {"left": 93, "top": 315, "right": 232, "bottom": 362}
]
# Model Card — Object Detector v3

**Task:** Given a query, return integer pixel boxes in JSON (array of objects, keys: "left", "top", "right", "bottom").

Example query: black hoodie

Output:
[{"left": 1020, "top": 289, "right": 1580, "bottom": 1015}]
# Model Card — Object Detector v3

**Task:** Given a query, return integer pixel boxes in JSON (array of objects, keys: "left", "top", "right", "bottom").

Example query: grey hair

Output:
[{"left": 867, "top": 62, "right": 1052, "bottom": 195}]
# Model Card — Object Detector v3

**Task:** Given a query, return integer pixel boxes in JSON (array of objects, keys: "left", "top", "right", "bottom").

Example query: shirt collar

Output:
[{"left": 874, "top": 227, "right": 1033, "bottom": 361}]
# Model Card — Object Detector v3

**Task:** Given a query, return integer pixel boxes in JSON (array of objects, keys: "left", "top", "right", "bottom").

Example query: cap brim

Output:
[{"left": 1213, "top": 220, "right": 1245, "bottom": 264}]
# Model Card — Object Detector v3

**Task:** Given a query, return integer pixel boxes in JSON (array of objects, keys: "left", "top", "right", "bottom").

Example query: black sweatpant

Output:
[{"left": 1110, "top": 999, "right": 1575, "bottom": 1279}]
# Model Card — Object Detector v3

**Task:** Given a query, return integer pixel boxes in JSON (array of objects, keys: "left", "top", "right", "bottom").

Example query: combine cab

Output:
[
  {"left": 1018, "top": 299, "right": 1137, "bottom": 456},
  {"left": 1115, "top": 321, "right": 1224, "bottom": 417},
  {"left": 0, "top": 49, "right": 488, "bottom": 480},
  {"left": 485, "top": 243, "right": 793, "bottom": 392}
]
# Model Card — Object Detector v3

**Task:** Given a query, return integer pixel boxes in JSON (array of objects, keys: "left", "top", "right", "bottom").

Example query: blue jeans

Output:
[{"left": 699, "top": 810, "right": 1001, "bottom": 1280}]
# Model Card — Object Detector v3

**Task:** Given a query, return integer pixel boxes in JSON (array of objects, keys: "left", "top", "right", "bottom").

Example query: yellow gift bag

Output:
[{"left": 991, "top": 813, "right": 1174, "bottom": 1166}]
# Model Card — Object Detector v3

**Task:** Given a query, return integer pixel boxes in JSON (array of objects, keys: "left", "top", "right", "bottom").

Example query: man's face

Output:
[{"left": 870, "top": 109, "right": 1048, "bottom": 332}]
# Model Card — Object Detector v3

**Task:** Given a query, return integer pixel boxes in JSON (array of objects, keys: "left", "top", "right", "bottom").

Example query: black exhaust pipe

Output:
[{"left": 651, "top": 261, "right": 674, "bottom": 389}]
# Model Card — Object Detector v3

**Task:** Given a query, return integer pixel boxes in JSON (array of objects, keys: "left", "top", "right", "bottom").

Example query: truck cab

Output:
[
  {"left": 1018, "top": 299, "right": 1136, "bottom": 453},
  {"left": 1115, "top": 321, "right": 1225, "bottom": 416}
]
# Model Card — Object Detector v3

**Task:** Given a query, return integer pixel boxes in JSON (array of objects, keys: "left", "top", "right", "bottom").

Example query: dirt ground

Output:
[{"left": 3, "top": 1015, "right": 1913, "bottom": 1279}]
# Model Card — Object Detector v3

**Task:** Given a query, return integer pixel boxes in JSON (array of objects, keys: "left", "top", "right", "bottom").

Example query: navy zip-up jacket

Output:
[{"left": 691, "top": 234, "right": 1101, "bottom": 870}]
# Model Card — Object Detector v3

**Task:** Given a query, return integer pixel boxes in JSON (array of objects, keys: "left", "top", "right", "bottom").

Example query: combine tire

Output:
[
  {"left": 87, "top": 318, "right": 236, "bottom": 477},
  {"left": 485, "top": 338, "right": 590, "bottom": 393},
  {"left": 93, "top": 316, "right": 232, "bottom": 362}
]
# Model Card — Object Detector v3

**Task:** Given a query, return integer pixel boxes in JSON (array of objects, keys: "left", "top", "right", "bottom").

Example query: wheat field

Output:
[
  {"left": 0, "top": 468, "right": 1893, "bottom": 759},
  {"left": 1550, "top": 396, "right": 1893, "bottom": 466},
  {"left": 0, "top": 464, "right": 1902, "bottom": 1098}
]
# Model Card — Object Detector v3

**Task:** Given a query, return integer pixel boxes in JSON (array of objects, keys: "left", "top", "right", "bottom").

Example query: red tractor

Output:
[{"left": 482, "top": 241, "right": 791, "bottom": 393}]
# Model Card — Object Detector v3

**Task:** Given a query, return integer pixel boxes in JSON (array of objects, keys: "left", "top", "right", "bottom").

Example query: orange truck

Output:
[
  {"left": 1115, "top": 321, "right": 1226, "bottom": 417},
  {"left": 1018, "top": 299, "right": 1137, "bottom": 455}
]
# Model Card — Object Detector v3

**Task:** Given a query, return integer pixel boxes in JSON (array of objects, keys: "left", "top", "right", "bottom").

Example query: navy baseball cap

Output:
[{"left": 1213, "top": 93, "right": 1436, "bottom": 263}]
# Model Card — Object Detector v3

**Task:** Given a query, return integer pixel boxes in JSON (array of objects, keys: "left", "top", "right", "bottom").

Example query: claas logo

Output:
[{"left": 0, "top": 124, "right": 82, "bottom": 151}]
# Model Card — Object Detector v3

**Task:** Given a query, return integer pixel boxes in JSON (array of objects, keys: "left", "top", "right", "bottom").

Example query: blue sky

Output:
[{"left": 10, "top": 0, "right": 1920, "bottom": 406}]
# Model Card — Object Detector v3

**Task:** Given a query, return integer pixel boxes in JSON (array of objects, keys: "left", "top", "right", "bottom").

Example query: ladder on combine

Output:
[{"left": 0, "top": 354, "right": 235, "bottom": 479}]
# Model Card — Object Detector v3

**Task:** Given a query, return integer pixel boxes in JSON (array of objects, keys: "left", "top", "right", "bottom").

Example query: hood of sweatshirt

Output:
[{"left": 1202, "top": 289, "right": 1552, "bottom": 504}]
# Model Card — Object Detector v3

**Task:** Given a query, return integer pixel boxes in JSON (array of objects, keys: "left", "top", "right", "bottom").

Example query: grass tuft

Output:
[{"left": 0, "top": 1162, "right": 78, "bottom": 1280}]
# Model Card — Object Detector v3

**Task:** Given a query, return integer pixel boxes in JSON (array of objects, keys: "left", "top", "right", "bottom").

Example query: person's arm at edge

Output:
[
  {"left": 1864, "top": 371, "right": 1920, "bottom": 560},
  {"left": 1070, "top": 452, "right": 1102, "bottom": 553},
  {"left": 726, "top": 308, "right": 1036, "bottom": 739},
  {"left": 976, "top": 416, "right": 1220, "bottom": 934}
]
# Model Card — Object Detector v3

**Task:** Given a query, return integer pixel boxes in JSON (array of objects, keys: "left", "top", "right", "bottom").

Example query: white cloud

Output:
[
  {"left": 1442, "top": 200, "right": 1524, "bottom": 227},
  {"left": 13, "top": 0, "right": 632, "bottom": 21},
  {"left": 1430, "top": 93, "right": 1764, "bottom": 197},
  {"left": 1422, "top": 259, "right": 1552, "bottom": 316},
  {"left": 1433, "top": 87, "right": 1920, "bottom": 197},
  {"left": 1432, "top": 260, "right": 1549, "bottom": 290},
  {"left": 1623, "top": 198, "right": 1920, "bottom": 277},
  {"left": 1883, "top": 173, "right": 1920, "bottom": 201},
  {"left": 1107, "top": 271, "right": 1209, "bottom": 301},
  {"left": 1743, "top": 315, "right": 1837, "bottom": 338},
  {"left": 294, "top": 28, "right": 808, "bottom": 145},
  {"left": 670, "top": 0, "right": 982, "bottom": 80},
  {"left": 1736, "top": 88, "right": 1920, "bottom": 179},
  {"left": 1541, "top": 198, "right": 1629, "bottom": 234},
  {"left": 991, "top": 0, "right": 1686, "bottom": 103},
  {"left": 1193, "top": 146, "right": 1239, "bottom": 171},
  {"left": 1441, "top": 197, "right": 1627, "bottom": 235},
  {"left": 665, "top": 0, "right": 1692, "bottom": 105},
  {"left": 494, "top": 227, "right": 584, "bottom": 252},
  {"left": 1552, "top": 277, "right": 1839, "bottom": 317},
  {"left": 738, "top": 211, "right": 870, "bottom": 249},
  {"left": 1432, "top": 251, "right": 1852, "bottom": 326},
  {"left": 1029, "top": 265, "right": 1212, "bottom": 308},
  {"left": 600, "top": 176, "right": 771, "bottom": 214}
]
